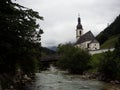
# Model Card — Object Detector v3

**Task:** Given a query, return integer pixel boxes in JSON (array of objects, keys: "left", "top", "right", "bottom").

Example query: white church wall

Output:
[
  {"left": 76, "top": 43, "right": 84, "bottom": 48},
  {"left": 76, "top": 29, "right": 83, "bottom": 40},
  {"left": 76, "top": 41, "right": 91, "bottom": 49},
  {"left": 76, "top": 41, "right": 100, "bottom": 51},
  {"left": 84, "top": 41, "right": 91, "bottom": 49},
  {"left": 89, "top": 43, "right": 100, "bottom": 50}
]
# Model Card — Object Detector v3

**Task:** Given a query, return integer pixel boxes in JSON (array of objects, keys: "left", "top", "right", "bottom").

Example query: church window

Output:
[
  {"left": 87, "top": 43, "right": 89, "bottom": 48},
  {"left": 79, "top": 31, "right": 81, "bottom": 35}
]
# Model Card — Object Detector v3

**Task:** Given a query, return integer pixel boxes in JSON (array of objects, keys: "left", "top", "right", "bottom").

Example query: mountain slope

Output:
[
  {"left": 41, "top": 47, "right": 56, "bottom": 56},
  {"left": 96, "top": 14, "right": 120, "bottom": 48},
  {"left": 100, "top": 34, "right": 120, "bottom": 49}
]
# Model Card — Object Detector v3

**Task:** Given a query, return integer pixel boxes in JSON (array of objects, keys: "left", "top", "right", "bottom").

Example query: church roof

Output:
[
  {"left": 89, "top": 39, "right": 99, "bottom": 44},
  {"left": 76, "top": 31, "right": 96, "bottom": 44}
]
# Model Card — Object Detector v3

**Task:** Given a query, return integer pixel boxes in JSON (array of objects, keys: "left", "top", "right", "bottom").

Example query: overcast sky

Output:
[{"left": 16, "top": 0, "right": 120, "bottom": 47}]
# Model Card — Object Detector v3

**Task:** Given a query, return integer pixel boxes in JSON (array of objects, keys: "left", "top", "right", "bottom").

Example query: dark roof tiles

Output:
[
  {"left": 76, "top": 31, "right": 97, "bottom": 44},
  {"left": 89, "top": 39, "right": 99, "bottom": 44}
]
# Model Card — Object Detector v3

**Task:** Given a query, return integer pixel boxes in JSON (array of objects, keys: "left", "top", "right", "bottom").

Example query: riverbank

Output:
[
  {"left": 0, "top": 73, "right": 35, "bottom": 90},
  {"left": 52, "top": 66, "right": 120, "bottom": 90},
  {"left": 57, "top": 70, "right": 120, "bottom": 90},
  {"left": 78, "top": 73, "right": 120, "bottom": 90},
  {"left": 101, "top": 83, "right": 120, "bottom": 90}
]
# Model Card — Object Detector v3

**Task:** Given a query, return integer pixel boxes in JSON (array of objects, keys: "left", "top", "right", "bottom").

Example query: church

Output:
[{"left": 75, "top": 16, "right": 100, "bottom": 51}]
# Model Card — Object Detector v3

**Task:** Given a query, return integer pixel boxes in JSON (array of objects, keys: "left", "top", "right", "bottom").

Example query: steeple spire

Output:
[
  {"left": 78, "top": 13, "right": 81, "bottom": 24},
  {"left": 76, "top": 14, "right": 83, "bottom": 40},
  {"left": 77, "top": 14, "right": 82, "bottom": 29}
]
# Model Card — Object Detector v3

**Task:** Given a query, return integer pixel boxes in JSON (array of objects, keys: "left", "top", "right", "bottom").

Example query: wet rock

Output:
[{"left": 110, "top": 80, "right": 120, "bottom": 84}]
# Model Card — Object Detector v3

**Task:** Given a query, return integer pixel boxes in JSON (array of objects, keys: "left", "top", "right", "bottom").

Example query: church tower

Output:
[{"left": 76, "top": 15, "right": 83, "bottom": 40}]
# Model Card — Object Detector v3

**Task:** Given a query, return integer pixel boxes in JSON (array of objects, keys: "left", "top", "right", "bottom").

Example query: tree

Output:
[
  {"left": 114, "top": 37, "right": 120, "bottom": 58},
  {"left": 113, "top": 37, "right": 120, "bottom": 80},
  {"left": 98, "top": 51, "right": 117, "bottom": 80},
  {"left": 57, "top": 43, "right": 91, "bottom": 74},
  {"left": 99, "top": 37, "right": 120, "bottom": 81},
  {"left": 0, "top": 0, "right": 43, "bottom": 74},
  {"left": 0, "top": 1, "right": 44, "bottom": 89}
]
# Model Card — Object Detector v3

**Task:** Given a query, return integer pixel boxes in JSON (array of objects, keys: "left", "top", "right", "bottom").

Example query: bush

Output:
[
  {"left": 56, "top": 43, "right": 91, "bottom": 74},
  {"left": 99, "top": 51, "right": 117, "bottom": 80},
  {"left": 99, "top": 37, "right": 120, "bottom": 81},
  {"left": 99, "top": 52, "right": 120, "bottom": 81},
  {"left": 89, "top": 53, "right": 104, "bottom": 72}
]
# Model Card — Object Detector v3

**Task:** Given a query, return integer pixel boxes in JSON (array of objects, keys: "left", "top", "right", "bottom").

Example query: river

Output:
[{"left": 24, "top": 66, "right": 106, "bottom": 90}]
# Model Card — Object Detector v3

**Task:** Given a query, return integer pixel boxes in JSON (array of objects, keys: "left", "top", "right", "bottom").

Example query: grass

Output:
[
  {"left": 101, "top": 34, "right": 120, "bottom": 49},
  {"left": 88, "top": 53, "right": 104, "bottom": 72}
]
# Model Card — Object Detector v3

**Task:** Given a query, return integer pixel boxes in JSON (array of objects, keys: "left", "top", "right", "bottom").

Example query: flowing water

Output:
[{"left": 24, "top": 65, "right": 106, "bottom": 90}]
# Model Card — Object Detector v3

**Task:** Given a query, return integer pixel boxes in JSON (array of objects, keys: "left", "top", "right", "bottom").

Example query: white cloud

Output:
[{"left": 15, "top": 0, "right": 120, "bottom": 47}]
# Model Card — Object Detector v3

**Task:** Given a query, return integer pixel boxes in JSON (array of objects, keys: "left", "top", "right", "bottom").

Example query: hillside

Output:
[
  {"left": 48, "top": 46, "right": 57, "bottom": 51},
  {"left": 41, "top": 47, "right": 56, "bottom": 56},
  {"left": 96, "top": 14, "right": 120, "bottom": 48},
  {"left": 100, "top": 34, "right": 120, "bottom": 49}
]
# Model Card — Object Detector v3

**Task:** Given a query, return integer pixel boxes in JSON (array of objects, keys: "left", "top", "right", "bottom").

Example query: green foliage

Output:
[
  {"left": 99, "top": 51, "right": 117, "bottom": 80},
  {"left": 100, "top": 34, "right": 120, "bottom": 49},
  {"left": 0, "top": 0, "right": 43, "bottom": 74},
  {"left": 89, "top": 53, "right": 104, "bottom": 72},
  {"left": 99, "top": 37, "right": 120, "bottom": 81},
  {"left": 57, "top": 43, "right": 91, "bottom": 74},
  {"left": 96, "top": 14, "right": 120, "bottom": 45},
  {"left": 114, "top": 37, "right": 120, "bottom": 58},
  {"left": 0, "top": 1, "right": 44, "bottom": 89}
]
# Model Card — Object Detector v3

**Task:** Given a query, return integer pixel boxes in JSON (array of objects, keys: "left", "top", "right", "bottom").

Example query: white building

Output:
[{"left": 75, "top": 16, "right": 100, "bottom": 51}]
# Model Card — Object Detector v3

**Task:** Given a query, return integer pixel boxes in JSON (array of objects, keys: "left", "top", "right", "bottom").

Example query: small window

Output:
[
  {"left": 87, "top": 43, "right": 89, "bottom": 48},
  {"left": 79, "top": 31, "right": 81, "bottom": 35}
]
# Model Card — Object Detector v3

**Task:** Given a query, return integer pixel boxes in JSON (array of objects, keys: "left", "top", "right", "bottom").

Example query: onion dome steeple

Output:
[
  {"left": 77, "top": 14, "right": 83, "bottom": 29},
  {"left": 76, "top": 14, "right": 83, "bottom": 40}
]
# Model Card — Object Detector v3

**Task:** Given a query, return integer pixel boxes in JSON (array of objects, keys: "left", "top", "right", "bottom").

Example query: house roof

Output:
[{"left": 76, "top": 31, "right": 96, "bottom": 44}]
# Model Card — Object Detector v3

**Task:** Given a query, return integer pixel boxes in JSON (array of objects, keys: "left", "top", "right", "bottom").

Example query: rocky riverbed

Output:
[{"left": 23, "top": 66, "right": 107, "bottom": 90}]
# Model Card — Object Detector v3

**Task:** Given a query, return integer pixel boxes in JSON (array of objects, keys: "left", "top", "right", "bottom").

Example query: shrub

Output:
[{"left": 57, "top": 43, "right": 91, "bottom": 74}]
